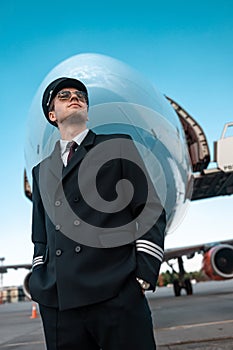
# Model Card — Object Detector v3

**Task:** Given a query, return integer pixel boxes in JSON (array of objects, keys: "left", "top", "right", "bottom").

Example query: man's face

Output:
[{"left": 48, "top": 87, "right": 88, "bottom": 126}]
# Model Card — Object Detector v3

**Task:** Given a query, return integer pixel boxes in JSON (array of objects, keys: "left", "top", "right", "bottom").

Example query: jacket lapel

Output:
[
  {"left": 62, "top": 130, "right": 96, "bottom": 180},
  {"left": 46, "top": 130, "right": 96, "bottom": 183},
  {"left": 47, "top": 141, "right": 64, "bottom": 181}
]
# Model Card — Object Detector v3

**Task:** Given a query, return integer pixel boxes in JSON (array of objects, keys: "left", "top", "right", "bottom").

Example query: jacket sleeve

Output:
[
  {"left": 135, "top": 208, "right": 166, "bottom": 291},
  {"left": 31, "top": 165, "right": 47, "bottom": 270},
  {"left": 121, "top": 135, "right": 166, "bottom": 291}
]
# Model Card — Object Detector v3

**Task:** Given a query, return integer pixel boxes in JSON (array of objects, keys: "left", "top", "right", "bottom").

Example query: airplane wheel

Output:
[
  {"left": 173, "top": 279, "right": 181, "bottom": 296},
  {"left": 184, "top": 278, "right": 193, "bottom": 295}
]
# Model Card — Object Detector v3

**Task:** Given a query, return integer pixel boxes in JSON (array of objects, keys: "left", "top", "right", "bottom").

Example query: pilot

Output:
[{"left": 29, "top": 77, "right": 166, "bottom": 350}]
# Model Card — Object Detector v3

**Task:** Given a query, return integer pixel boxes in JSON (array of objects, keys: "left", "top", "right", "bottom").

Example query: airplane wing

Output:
[
  {"left": 164, "top": 238, "right": 233, "bottom": 261},
  {"left": 0, "top": 264, "right": 31, "bottom": 274}
]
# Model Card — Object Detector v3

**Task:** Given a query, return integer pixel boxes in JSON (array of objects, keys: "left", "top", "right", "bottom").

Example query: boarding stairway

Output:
[{"left": 166, "top": 96, "right": 233, "bottom": 201}]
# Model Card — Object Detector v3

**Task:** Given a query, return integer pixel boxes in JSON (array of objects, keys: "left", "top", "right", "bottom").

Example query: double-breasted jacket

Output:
[{"left": 29, "top": 130, "right": 166, "bottom": 310}]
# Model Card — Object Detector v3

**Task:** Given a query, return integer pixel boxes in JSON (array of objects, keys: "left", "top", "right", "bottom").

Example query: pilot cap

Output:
[{"left": 42, "top": 77, "right": 89, "bottom": 126}]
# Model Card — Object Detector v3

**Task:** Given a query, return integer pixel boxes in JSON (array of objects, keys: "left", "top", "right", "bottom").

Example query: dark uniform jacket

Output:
[{"left": 29, "top": 130, "right": 166, "bottom": 311}]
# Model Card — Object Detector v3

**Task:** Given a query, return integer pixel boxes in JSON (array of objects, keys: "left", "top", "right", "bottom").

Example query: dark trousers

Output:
[{"left": 39, "top": 276, "right": 156, "bottom": 350}]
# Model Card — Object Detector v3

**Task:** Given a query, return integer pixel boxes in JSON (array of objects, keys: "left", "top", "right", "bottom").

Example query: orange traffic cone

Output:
[{"left": 30, "top": 303, "right": 38, "bottom": 319}]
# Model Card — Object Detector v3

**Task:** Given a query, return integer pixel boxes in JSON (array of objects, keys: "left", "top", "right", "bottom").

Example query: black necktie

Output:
[{"left": 67, "top": 141, "right": 78, "bottom": 163}]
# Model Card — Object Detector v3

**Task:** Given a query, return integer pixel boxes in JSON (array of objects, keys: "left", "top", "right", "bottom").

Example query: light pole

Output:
[{"left": 0, "top": 257, "right": 5, "bottom": 304}]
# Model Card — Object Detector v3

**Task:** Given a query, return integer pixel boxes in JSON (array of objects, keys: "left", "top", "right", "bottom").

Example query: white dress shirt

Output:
[{"left": 60, "top": 129, "right": 89, "bottom": 167}]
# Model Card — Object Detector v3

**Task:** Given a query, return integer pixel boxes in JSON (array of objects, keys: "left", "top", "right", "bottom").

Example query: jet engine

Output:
[
  {"left": 202, "top": 244, "right": 233, "bottom": 280},
  {"left": 23, "top": 271, "right": 32, "bottom": 300}
]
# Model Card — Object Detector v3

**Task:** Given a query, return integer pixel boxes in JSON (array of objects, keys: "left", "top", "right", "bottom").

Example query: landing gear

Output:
[
  {"left": 170, "top": 257, "right": 193, "bottom": 296},
  {"left": 173, "top": 279, "right": 181, "bottom": 296},
  {"left": 184, "top": 278, "right": 193, "bottom": 295}
]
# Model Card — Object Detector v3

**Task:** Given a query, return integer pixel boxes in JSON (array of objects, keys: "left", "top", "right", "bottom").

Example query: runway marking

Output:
[
  {"left": 157, "top": 337, "right": 233, "bottom": 347},
  {"left": 2, "top": 341, "right": 44, "bottom": 348},
  {"left": 157, "top": 319, "right": 233, "bottom": 331}
]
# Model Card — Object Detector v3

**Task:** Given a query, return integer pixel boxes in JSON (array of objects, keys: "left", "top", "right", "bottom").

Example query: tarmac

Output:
[
  {"left": 0, "top": 279, "right": 232, "bottom": 349},
  {"left": 150, "top": 279, "right": 233, "bottom": 349}
]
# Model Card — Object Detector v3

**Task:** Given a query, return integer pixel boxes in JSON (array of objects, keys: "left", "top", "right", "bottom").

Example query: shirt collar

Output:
[{"left": 60, "top": 129, "right": 89, "bottom": 156}]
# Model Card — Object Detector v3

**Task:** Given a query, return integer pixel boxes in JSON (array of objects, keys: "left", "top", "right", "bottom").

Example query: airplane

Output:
[{"left": 1, "top": 53, "right": 233, "bottom": 298}]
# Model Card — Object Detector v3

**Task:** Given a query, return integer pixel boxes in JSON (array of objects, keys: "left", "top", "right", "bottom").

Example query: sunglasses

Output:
[{"left": 56, "top": 90, "right": 87, "bottom": 102}]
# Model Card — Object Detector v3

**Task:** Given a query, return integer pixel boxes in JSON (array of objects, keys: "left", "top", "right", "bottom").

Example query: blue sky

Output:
[{"left": 1, "top": 0, "right": 233, "bottom": 285}]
